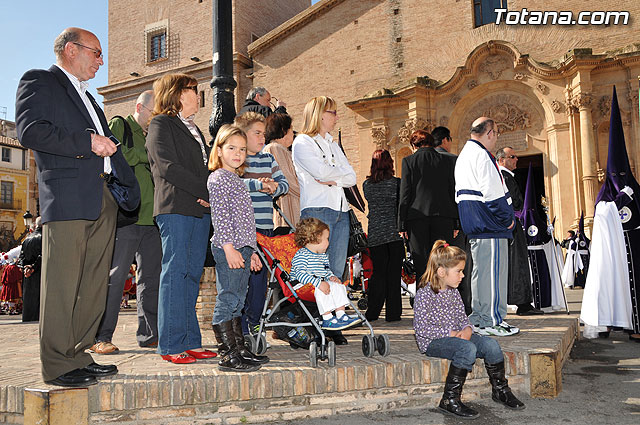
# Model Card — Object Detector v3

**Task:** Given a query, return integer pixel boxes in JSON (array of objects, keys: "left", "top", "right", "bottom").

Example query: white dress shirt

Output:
[
  {"left": 55, "top": 64, "right": 111, "bottom": 173},
  {"left": 292, "top": 132, "right": 356, "bottom": 212}
]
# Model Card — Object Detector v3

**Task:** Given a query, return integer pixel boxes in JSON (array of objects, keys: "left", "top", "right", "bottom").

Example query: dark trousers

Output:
[
  {"left": 366, "top": 240, "right": 403, "bottom": 321},
  {"left": 452, "top": 231, "right": 473, "bottom": 316},
  {"left": 22, "top": 272, "right": 41, "bottom": 322},
  {"left": 96, "top": 224, "right": 162, "bottom": 346},
  {"left": 242, "top": 228, "right": 274, "bottom": 334},
  {"left": 406, "top": 216, "right": 456, "bottom": 280},
  {"left": 40, "top": 184, "right": 117, "bottom": 381}
]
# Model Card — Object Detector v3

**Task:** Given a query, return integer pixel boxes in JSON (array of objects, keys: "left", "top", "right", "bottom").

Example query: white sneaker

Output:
[
  {"left": 498, "top": 321, "right": 520, "bottom": 335},
  {"left": 472, "top": 325, "right": 490, "bottom": 336}
]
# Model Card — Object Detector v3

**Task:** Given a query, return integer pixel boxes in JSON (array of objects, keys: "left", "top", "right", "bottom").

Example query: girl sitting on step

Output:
[{"left": 413, "top": 240, "right": 525, "bottom": 419}]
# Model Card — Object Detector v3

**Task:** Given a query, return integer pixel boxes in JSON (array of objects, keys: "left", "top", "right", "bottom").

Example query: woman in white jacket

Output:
[{"left": 292, "top": 96, "right": 356, "bottom": 279}]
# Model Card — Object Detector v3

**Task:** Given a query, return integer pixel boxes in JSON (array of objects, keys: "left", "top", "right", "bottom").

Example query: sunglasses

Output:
[
  {"left": 507, "top": 155, "right": 517, "bottom": 159},
  {"left": 184, "top": 85, "right": 198, "bottom": 94},
  {"left": 325, "top": 110, "right": 337, "bottom": 116}
]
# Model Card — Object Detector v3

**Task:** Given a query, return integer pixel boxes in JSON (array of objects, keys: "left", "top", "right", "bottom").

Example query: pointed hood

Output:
[
  {"left": 595, "top": 86, "right": 640, "bottom": 230},
  {"left": 522, "top": 163, "right": 551, "bottom": 245},
  {"left": 577, "top": 211, "right": 590, "bottom": 247}
]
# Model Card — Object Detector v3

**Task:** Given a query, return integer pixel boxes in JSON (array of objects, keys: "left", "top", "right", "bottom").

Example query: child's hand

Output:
[
  {"left": 329, "top": 276, "right": 341, "bottom": 284},
  {"left": 453, "top": 327, "right": 473, "bottom": 340},
  {"left": 250, "top": 253, "right": 262, "bottom": 272},
  {"left": 197, "top": 198, "right": 210, "bottom": 208},
  {"left": 223, "top": 245, "right": 245, "bottom": 269},
  {"left": 318, "top": 281, "right": 331, "bottom": 295}
]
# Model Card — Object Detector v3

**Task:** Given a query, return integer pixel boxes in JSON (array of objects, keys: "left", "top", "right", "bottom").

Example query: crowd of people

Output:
[{"left": 13, "top": 25, "right": 639, "bottom": 421}]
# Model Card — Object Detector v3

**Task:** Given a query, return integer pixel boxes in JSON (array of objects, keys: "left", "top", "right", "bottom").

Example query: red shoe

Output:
[
  {"left": 185, "top": 349, "right": 218, "bottom": 359},
  {"left": 161, "top": 353, "right": 196, "bottom": 364}
]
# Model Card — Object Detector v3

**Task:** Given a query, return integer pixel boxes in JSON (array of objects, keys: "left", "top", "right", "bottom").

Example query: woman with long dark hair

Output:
[{"left": 363, "top": 149, "right": 403, "bottom": 322}]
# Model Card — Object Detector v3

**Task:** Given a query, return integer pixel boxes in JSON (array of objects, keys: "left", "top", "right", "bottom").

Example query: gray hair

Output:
[
  {"left": 246, "top": 87, "right": 268, "bottom": 101},
  {"left": 53, "top": 28, "right": 82, "bottom": 60},
  {"left": 33, "top": 216, "right": 42, "bottom": 230},
  {"left": 470, "top": 119, "right": 494, "bottom": 136},
  {"left": 495, "top": 147, "right": 510, "bottom": 161},
  {"left": 136, "top": 90, "right": 154, "bottom": 108}
]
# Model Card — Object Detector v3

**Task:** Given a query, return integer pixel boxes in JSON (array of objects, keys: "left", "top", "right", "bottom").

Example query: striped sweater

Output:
[
  {"left": 290, "top": 247, "right": 335, "bottom": 288},
  {"left": 243, "top": 152, "right": 289, "bottom": 230}
]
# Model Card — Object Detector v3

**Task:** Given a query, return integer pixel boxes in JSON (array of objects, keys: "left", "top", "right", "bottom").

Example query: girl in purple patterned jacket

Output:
[{"left": 413, "top": 240, "right": 525, "bottom": 419}]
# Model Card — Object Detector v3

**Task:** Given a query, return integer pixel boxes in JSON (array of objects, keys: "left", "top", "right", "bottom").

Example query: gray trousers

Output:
[
  {"left": 469, "top": 238, "right": 509, "bottom": 328},
  {"left": 40, "top": 184, "right": 117, "bottom": 381},
  {"left": 95, "top": 224, "right": 162, "bottom": 346}
]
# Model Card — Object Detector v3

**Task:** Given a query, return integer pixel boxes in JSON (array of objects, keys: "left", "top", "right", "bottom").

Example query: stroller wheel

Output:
[
  {"left": 362, "top": 335, "right": 375, "bottom": 358},
  {"left": 327, "top": 341, "right": 336, "bottom": 367},
  {"left": 308, "top": 341, "right": 318, "bottom": 368},
  {"left": 357, "top": 297, "right": 368, "bottom": 311},
  {"left": 255, "top": 333, "right": 268, "bottom": 356},
  {"left": 376, "top": 334, "right": 391, "bottom": 357}
]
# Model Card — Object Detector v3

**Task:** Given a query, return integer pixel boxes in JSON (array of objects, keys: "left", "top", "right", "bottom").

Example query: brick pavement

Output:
[{"left": 0, "top": 290, "right": 582, "bottom": 424}]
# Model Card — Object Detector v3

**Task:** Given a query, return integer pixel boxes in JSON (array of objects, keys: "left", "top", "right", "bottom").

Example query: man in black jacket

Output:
[
  {"left": 399, "top": 130, "right": 458, "bottom": 279},
  {"left": 237, "top": 87, "right": 287, "bottom": 118},
  {"left": 18, "top": 217, "right": 42, "bottom": 323},
  {"left": 496, "top": 147, "right": 543, "bottom": 316}
]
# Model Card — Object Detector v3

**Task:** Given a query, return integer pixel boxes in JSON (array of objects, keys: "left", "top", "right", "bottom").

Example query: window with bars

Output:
[
  {"left": 145, "top": 20, "right": 169, "bottom": 64},
  {"left": 1, "top": 148, "right": 10, "bottom": 162},
  {"left": 0, "top": 181, "right": 13, "bottom": 207},
  {"left": 473, "top": 0, "right": 507, "bottom": 27}
]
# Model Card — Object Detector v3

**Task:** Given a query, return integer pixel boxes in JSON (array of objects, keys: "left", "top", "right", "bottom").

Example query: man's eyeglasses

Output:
[
  {"left": 488, "top": 128, "right": 500, "bottom": 137},
  {"left": 507, "top": 155, "right": 517, "bottom": 159},
  {"left": 184, "top": 85, "right": 198, "bottom": 94},
  {"left": 72, "top": 42, "right": 103, "bottom": 59}
]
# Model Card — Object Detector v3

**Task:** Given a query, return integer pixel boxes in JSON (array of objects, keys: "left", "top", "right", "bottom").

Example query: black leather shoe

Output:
[
  {"left": 45, "top": 369, "right": 97, "bottom": 387},
  {"left": 516, "top": 305, "right": 544, "bottom": 316},
  {"left": 82, "top": 362, "right": 118, "bottom": 377}
]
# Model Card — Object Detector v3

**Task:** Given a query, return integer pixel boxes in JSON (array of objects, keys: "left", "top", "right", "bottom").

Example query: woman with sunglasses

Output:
[{"left": 146, "top": 73, "right": 217, "bottom": 364}]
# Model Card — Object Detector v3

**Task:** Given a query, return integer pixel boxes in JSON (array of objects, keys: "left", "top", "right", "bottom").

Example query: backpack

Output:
[{"left": 111, "top": 116, "right": 140, "bottom": 227}]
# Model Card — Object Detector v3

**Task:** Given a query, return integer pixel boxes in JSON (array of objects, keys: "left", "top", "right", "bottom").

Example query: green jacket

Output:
[{"left": 108, "top": 115, "right": 155, "bottom": 226}]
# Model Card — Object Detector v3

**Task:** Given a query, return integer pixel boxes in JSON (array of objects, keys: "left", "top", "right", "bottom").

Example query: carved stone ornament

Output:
[
  {"left": 397, "top": 118, "right": 428, "bottom": 146},
  {"left": 597, "top": 96, "right": 611, "bottom": 117},
  {"left": 513, "top": 73, "right": 527, "bottom": 81},
  {"left": 482, "top": 103, "right": 532, "bottom": 134},
  {"left": 571, "top": 93, "right": 593, "bottom": 110},
  {"left": 440, "top": 116, "right": 449, "bottom": 126},
  {"left": 551, "top": 100, "right": 564, "bottom": 113},
  {"left": 371, "top": 126, "right": 389, "bottom": 149},
  {"left": 535, "top": 81, "right": 548, "bottom": 95},
  {"left": 450, "top": 95, "right": 460, "bottom": 105},
  {"left": 479, "top": 55, "right": 510, "bottom": 80},
  {"left": 467, "top": 80, "right": 478, "bottom": 90}
]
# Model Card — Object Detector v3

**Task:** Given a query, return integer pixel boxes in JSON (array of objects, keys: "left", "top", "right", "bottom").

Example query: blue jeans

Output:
[
  {"left": 155, "top": 213, "right": 210, "bottom": 355},
  {"left": 425, "top": 333, "right": 504, "bottom": 370},
  {"left": 241, "top": 228, "right": 273, "bottom": 333},
  {"left": 212, "top": 246, "right": 254, "bottom": 325},
  {"left": 300, "top": 207, "right": 349, "bottom": 278}
]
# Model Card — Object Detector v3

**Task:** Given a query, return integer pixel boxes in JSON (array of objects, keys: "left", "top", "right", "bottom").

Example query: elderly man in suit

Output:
[{"left": 16, "top": 27, "right": 139, "bottom": 387}]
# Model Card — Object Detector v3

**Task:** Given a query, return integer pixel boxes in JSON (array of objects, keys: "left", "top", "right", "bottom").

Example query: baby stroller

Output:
[
  {"left": 346, "top": 250, "right": 372, "bottom": 311},
  {"left": 245, "top": 204, "right": 391, "bottom": 367}
]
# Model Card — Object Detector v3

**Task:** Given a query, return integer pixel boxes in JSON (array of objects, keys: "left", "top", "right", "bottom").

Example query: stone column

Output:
[{"left": 573, "top": 93, "right": 597, "bottom": 218}]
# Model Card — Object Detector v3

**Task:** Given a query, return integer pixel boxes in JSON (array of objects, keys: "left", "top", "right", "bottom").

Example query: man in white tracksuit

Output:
[{"left": 454, "top": 117, "right": 519, "bottom": 337}]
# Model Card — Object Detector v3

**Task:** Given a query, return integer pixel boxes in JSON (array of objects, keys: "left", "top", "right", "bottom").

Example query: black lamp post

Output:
[
  {"left": 209, "top": 0, "right": 237, "bottom": 139},
  {"left": 23, "top": 210, "right": 33, "bottom": 229}
]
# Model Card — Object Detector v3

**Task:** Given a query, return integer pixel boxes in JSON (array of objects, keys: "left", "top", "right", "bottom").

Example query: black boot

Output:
[
  {"left": 232, "top": 316, "right": 269, "bottom": 365},
  {"left": 438, "top": 365, "right": 479, "bottom": 419},
  {"left": 217, "top": 321, "right": 261, "bottom": 372},
  {"left": 212, "top": 323, "right": 229, "bottom": 357},
  {"left": 485, "top": 361, "right": 525, "bottom": 410}
]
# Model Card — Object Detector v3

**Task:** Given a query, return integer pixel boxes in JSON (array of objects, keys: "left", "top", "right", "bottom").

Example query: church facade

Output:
[{"left": 101, "top": 0, "right": 640, "bottom": 236}]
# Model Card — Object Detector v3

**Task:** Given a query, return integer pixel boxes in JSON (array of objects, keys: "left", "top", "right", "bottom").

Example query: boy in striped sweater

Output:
[
  {"left": 235, "top": 112, "right": 289, "bottom": 335},
  {"left": 291, "top": 218, "right": 361, "bottom": 330}
]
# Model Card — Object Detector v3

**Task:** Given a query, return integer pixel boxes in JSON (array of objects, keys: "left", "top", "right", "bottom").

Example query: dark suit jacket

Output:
[
  {"left": 146, "top": 114, "right": 210, "bottom": 218},
  {"left": 398, "top": 146, "right": 458, "bottom": 231},
  {"left": 500, "top": 169, "right": 523, "bottom": 212},
  {"left": 15, "top": 65, "right": 139, "bottom": 224}
]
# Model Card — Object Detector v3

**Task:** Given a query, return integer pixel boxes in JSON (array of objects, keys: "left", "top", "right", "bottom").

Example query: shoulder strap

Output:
[{"left": 112, "top": 115, "right": 134, "bottom": 149}]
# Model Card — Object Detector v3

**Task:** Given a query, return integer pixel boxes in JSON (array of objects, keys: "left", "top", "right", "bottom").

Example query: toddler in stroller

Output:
[{"left": 290, "top": 218, "right": 361, "bottom": 330}]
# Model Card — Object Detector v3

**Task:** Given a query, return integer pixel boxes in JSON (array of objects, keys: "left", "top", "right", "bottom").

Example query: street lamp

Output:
[{"left": 23, "top": 210, "right": 33, "bottom": 228}]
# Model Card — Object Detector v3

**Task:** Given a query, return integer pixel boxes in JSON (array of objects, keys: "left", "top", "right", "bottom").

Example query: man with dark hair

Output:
[
  {"left": 237, "top": 86, "right": 287, "bottom": 118},
  {"left": 560, "top": 230, "right": 576, "bottom": 249},
  {"left": 431, "top": 126, "right": 457, "bottom": 158},
  {"left": 91, "top": 90, "right": 162, "bottom": 355},
  {"left": 496, "top": 147, "right": 543, "bottom": 316},
  {"left": 455, "top": 117, "right": 518, "bottom": 337},
  {"left": 16, "top": 27, "right": 139, "bottom": 387}
]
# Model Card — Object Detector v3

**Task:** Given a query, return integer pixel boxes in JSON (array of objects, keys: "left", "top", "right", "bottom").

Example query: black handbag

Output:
[{"left": 347, "top": 209, "right": 368, "bottom": 257}]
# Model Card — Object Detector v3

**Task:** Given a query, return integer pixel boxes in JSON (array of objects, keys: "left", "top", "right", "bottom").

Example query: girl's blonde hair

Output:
[
  {"left": 419, "top": 240, "right": 466, "bottom": 293},
  {"left": 208, "top": 124, "right": 247, "bottom": 175},
  {"left": 152, "top": 73, "right": 198, "bottom": 117},
  {"left": 294, "top": 218, "right": 329, "bottom": 247},
  {"left": 300, "top": 96, "right": 337, "bottom": 136}
]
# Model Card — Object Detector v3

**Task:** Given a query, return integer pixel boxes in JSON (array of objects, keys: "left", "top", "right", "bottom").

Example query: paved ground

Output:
[{"left": 269, "top": 288, "right": 640, "bottom": 425}]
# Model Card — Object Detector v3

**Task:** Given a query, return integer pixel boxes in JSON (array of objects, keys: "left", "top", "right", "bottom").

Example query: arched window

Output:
[{"left": 473, "top": 0, "right": 508, "bottom": 27}]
